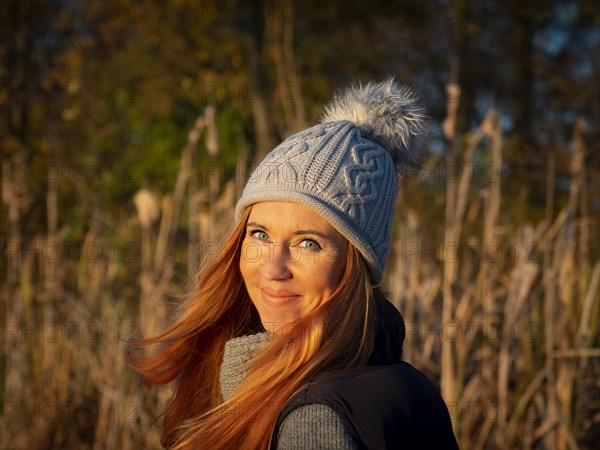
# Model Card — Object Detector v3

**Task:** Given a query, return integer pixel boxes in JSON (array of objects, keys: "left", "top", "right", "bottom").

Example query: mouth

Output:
[{"left": 260, "top": 287, "right": 301, "bottom": 304}]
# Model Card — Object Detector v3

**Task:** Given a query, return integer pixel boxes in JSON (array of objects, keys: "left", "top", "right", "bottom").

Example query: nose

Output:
[{"left": 259, "top": 245, "right": 292, "bottom": 281}]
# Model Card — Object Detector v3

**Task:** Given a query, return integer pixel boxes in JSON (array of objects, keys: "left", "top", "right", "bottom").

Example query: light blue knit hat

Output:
[{"left": 234, "top": 79, "right": 426, "bottom": 283}]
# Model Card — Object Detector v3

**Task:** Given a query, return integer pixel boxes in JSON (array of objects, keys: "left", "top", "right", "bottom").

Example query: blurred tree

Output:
[{"left": 1, "top": 0, "right": 598, "bottom": 253}]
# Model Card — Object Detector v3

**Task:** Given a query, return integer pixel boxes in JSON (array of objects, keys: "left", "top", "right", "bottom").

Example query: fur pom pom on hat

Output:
[
  {"left": 235, "top": 78, "right": 427, "bottom": 283},
  {"left": 321, "top": 78, "right": 426, "bottom": 176}
]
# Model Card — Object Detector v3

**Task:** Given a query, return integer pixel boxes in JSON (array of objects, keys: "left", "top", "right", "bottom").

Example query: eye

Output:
[
  {"left": 250, "top": 230, "right": 269, "bottom": 241},
  {"left": 298, "top": 238, "right": 322, "bottom": 250}
]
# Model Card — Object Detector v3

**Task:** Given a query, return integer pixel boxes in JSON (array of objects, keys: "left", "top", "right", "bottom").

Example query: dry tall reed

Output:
[{"left": 386, "top": 87, "right": 599, "bottom": 450}]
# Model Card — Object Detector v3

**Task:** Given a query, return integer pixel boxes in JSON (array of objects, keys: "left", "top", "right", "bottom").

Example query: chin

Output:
[{"left": 260, "top": 315, "right": 297, "bottom": 334}]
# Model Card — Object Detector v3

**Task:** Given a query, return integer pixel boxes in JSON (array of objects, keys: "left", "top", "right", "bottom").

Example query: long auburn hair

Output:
[{"left": 128, "top": 207, "right": 379, "bottom": 449}]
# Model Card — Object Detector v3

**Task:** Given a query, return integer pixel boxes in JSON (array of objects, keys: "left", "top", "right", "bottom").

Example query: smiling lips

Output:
[{"left": 260, "top": 287, "right": 301, "bottom": 304}]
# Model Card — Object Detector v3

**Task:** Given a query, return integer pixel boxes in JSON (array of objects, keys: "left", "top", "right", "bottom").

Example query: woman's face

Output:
[{"left": 239, "top": 201, "right": 348, "bottom": 334}]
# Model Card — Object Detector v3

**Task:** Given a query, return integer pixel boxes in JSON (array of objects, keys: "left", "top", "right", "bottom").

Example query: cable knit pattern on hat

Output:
[{"left": 235, "top": 79, "right": 426, "bottom": 283}]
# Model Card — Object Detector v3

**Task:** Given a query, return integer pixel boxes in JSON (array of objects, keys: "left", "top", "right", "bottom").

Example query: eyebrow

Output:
[{"left": 246, "top": 222, "right": 333, "bottom": 240}]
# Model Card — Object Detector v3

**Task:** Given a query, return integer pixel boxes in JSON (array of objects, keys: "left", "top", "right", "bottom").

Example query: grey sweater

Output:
[{"left": 219, "top": 333, "right": 359, "bottom": 450}]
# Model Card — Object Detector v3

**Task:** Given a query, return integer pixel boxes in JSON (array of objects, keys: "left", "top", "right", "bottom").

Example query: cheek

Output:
[
  {"left": 326, "top": 269, "right": 343, "bottom": 292},
  {"left": 239, "top": 258, "right": 260, "bottom": 313},
  {"left": 239, "top": 260, "right": 254, "bottom": 290},
  {"left": 239, "top": 255, "right": 247, "bottom": 278},
  {"left": 239, "top": 261, "right": 253, "bottom": 298},
  {"left": 239, "top": 241, "right": 258, "bottom": 281},
  {"left": 322, "top": 249, "right": 346, "bottom": 287},
  {"left": 308, "top": 261, "right": 345, "bottom": 296}
]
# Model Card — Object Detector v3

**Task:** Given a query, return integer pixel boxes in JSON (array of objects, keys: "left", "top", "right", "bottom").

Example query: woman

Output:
[{"left": 130, "top": 79, "right": 459, "bottom": 449}]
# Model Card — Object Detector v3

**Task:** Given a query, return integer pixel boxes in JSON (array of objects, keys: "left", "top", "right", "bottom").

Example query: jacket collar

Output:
[{"left": 367, "top": 298, "right": 406, "bottom": 365}]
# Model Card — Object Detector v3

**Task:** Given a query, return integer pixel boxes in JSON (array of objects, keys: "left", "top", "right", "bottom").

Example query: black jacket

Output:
[{"left": 274, "top": 299, "right": 459, "bottom": 450}]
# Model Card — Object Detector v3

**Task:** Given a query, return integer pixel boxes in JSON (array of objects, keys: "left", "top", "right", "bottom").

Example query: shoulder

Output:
[
  {"left": 300, "top": 362, "right": 442, "bottom": 406},
  {"left": 314, "top": 362, "right": 447, "bottom": 406},
  {"left": 313, "top": 362, "right": 455, "bottom": 426},
  {"left": 277, "top": 363, "right": 458, "bottom": 450},
  {"left": 275, "top": 403, "right": 360, "bottom": 450}
]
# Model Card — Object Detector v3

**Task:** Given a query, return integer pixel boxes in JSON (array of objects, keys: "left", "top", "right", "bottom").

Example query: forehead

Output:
[{"left": 247, "top": 201, "right": 337, "bottom": 233}]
